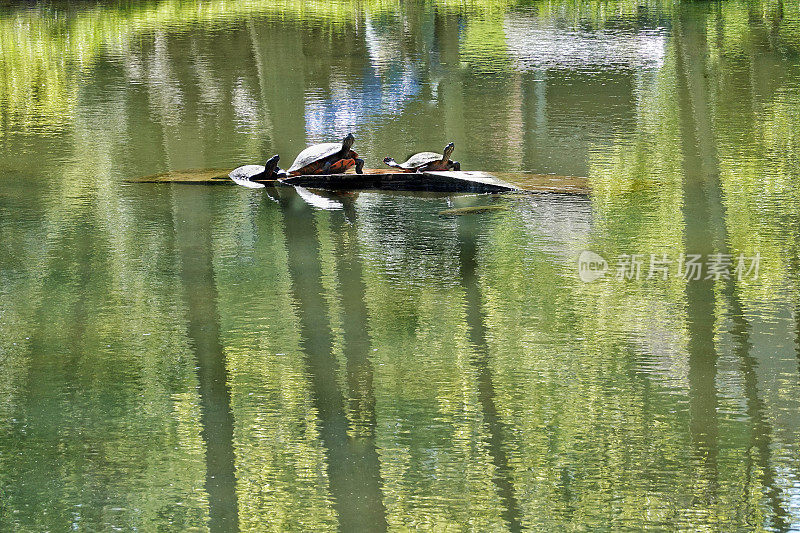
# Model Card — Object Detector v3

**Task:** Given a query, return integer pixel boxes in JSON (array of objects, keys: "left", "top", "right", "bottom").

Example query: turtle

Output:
[
  {"left": 229, "top": 154, "right": 287, "bottom": 182},
  {"left": 383, "top": 142, "right": 460, "bottom": 172},
  {"left": 287, "top": 133, "right": 364, "bottom": 176}
]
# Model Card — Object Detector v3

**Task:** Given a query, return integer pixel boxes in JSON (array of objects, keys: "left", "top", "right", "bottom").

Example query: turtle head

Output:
[
  {"left": 264, "top": 154, "right": 280, "bottom": 178},
  {"left": 443, "top": 142, "right": 455, "bottom": 159},
  {"left": 342, "top": 133, "right": 355, "bottom": 151}
]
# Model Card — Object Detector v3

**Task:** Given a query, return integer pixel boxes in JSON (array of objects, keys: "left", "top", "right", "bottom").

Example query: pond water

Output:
[{"left": 2, "top": 0, "right": 800, "bottom": 531}]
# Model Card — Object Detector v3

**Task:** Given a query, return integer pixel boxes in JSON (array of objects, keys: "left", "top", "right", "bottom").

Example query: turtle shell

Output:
[
  {"left": 288, "top": 142, "right": 343, "bottom": 174},
  {"left": 397, "top": 152, "right": 443, "bottom": 169},
  {"left": 229, "top": 164, "right": 267, "bottom": 181}
]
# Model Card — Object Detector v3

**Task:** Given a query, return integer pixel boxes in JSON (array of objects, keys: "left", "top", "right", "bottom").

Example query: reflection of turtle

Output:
[
  {"left": 288, "top": 133, "right": 364, "bottom": 176},
  {"left": 383, "top": 142, "right": 460, "bottom": 172},
  {"left": 229, "top": 154, "right": 286, "bottom": 182}
]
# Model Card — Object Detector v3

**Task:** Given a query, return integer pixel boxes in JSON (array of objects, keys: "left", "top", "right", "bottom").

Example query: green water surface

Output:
[{"left": 1, "top": 0, "right": 800, "bottom": 531}]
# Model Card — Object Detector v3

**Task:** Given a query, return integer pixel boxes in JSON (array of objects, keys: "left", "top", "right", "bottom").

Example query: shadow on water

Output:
[
  {"left": 173, "top": 185, "right": 239, "bottom": 532},
  {"left": 456, "top": 212, "right": 523, "bottom": 532},
  {"left": 279, "top": 189, "right": 388, "bottom": 532}
]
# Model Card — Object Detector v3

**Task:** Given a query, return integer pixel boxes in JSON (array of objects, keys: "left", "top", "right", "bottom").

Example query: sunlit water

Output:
[{"left": 1, "top": 0, "right": 800, "bottom": 531}]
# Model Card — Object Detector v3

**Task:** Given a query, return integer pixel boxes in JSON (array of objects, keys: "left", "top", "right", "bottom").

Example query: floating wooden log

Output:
[
  {"left": 439, "top": 205, "right": 508, "bottom": 216},
  {"left": 493, "top": 172, "right": 590, "bottom": 196},
  {"left": 278, "top": 170, "right": 520, "bottom": 193},
  {"left": 125, "top": 167, "right": 590, "bottom": 195},
  {"left": 124, "top": 168, "right": 232, "bottom": 185}
]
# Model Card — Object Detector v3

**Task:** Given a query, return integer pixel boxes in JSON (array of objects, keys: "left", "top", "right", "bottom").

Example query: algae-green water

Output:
[{"left": 2, "top": 0, "right": 800, "bottom": 530}]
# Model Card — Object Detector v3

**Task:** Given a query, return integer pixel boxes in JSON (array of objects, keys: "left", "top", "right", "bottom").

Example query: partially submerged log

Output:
[
  {"left": 125, "top": 168, "right": 232, "bottom": 185},
  {"left": 492, "top": 172, "right": 590, "bottom": 196},
  {"left": 125, "top": 167, "right": 590, "bottom": 195},
  {"left": 439, "top": 205, "right": 508, "bottom": 216},
  {"left": 278, "top": 169, "right": 520, "bottom": 193}
]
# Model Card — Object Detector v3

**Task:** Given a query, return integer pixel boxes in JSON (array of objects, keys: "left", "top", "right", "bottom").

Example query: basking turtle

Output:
[
  {"left": 383, "top": 142, "right": 460, "bottom": 172},
  {"left": 229, "top": 154, "right": 286, "bottom": 183},
  {"left": 288, "top": 133, "right": 364, "bottom": 176}
]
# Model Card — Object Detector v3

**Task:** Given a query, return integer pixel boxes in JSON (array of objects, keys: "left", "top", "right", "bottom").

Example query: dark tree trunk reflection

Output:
[
  {"left": 675, "top": 6, "right": 788, "bottom": 526},
  {"left": 173, "top": 185, "right": 239, "bottom": 533},
  {"left": 457, "top": 213, "right": 523, "bottom": 532},
  {"left": 675, "top": 5, "right": 720, "bottom": 504},
  {"left": 280, "top": 191, "right": 387, "bottom": 532}
]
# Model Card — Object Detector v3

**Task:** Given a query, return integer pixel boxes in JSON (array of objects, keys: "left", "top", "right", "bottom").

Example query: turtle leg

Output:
[
  {"left": 451, "top": 161, "right": 461, "bottom": 171},
  {"left": 329, "top": 159, "right": 354, "bottom": 174},
  {"left": 322, "top": 160, "right": 332, "bottom": 174},
  {"left": 354, "top": 158, "right": 364, "bottom": 174}
]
